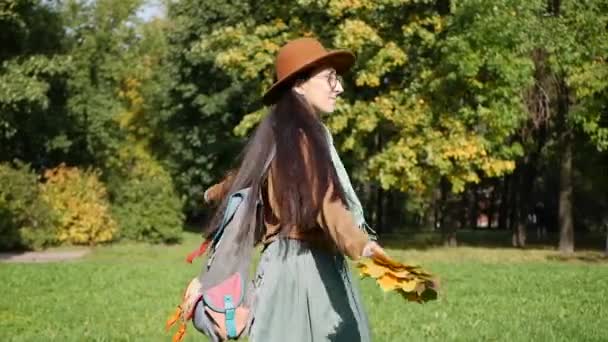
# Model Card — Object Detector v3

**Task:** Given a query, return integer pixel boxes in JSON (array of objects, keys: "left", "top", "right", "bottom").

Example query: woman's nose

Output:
[{"left": 334, "top": 79, "right": 344, "bottom": 95}]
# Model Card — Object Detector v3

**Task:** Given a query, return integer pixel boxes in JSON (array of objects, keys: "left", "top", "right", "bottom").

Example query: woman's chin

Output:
[{"left": 320, "top": 104, "right": 336, "bottom": 114}]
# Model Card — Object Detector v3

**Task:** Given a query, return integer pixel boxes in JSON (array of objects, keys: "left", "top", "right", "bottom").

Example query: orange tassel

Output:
[
  {"left": 186, "top": 239, "right": 211, "bottom": 263},
  {"left": 165, "top": 307, "right": 182, "bottom": 331},
  {"left": 172, "top": 322, "right": 187, "bottom": 342}
]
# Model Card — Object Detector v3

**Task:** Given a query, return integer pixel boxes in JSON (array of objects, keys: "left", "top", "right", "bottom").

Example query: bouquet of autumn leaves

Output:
[{"left": 357, "top": 252, "right": 439, "bottom": 303}]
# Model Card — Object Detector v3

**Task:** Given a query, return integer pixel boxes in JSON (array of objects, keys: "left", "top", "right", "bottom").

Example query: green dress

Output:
[{"left": 249, "top": 239, "right": 372, "bottom": 342}]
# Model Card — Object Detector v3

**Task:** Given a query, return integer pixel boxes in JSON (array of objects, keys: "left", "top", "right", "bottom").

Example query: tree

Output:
[
  {"left": 161, "top": 0, "right": 254, "bottom": 216},
  {"left": 169, "top": 0, "right": 524, "bottom": 236},
  {"left": 427, "top": 0, "right": 608, "bottom": 251},
  {"left": 60, "top": 0, "right": 146, "bottom": 167},
  {"left": 0, "top": 0, "right": 72, "bottom": 166},
  {"left": 534, "top": 0, "right": 608, "bottom": 253}
]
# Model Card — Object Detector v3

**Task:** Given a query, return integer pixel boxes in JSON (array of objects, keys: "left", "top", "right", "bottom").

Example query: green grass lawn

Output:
[{"left": 1, "top": 232, "right": 607, "bottom": 341}]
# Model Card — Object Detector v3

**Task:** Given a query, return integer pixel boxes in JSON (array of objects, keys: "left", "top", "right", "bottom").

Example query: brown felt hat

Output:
[{"left": 262, "top": 37, "right": 355, "bottom": 105}]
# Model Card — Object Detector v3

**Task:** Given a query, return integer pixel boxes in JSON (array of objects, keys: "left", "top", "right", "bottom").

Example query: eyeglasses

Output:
[{"left": 311, "top": 72, "right": 343, "bottom": 91}]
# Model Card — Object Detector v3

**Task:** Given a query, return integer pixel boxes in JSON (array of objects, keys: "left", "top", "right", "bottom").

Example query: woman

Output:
[{"left": 204, "top": 37, "right": 387, "bottom": 342}]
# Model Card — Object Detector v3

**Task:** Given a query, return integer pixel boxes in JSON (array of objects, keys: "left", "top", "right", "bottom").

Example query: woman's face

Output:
[{"left": 294, "top": 67, "right": 344, "bottom": 114}]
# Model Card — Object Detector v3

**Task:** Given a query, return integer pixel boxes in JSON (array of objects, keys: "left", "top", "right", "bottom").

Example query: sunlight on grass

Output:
[
  {"left": 1, "top": 232, "right": 607, "bottom": 342},
  {"left": 387, "top": 246, "right": 608, "bottom": 265}
]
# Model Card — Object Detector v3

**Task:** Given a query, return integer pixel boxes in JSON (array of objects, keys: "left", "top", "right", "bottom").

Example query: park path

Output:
[{"left": 0, "top": 249, "right": 90, "bottom": 263}]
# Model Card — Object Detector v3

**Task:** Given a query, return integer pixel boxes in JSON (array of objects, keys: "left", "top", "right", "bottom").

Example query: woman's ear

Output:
[{"left": 293, "top": 80, "right": 306, "bottom": 96}]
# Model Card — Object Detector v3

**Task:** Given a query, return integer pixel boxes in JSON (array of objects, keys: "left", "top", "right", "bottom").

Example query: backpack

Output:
[{"left": 166, "top": 152, "right": 273, "bottom": 342}]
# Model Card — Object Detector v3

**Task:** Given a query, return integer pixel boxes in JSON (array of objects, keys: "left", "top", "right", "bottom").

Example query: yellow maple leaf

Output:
[
  {"left": 357, "top": 259, "right": 387, "bottom": 278},
  {"left": 357, "top": 253, "right": 439, "bottom": 302},
  {"left": 376, "top": 274, "right": 400, "bottom": 292},
  {"left": 397, "top": 279, "right": 418, "bottom": 292},
  {"left": 385, "top": 268, "right": 413, "bottom": 279}
]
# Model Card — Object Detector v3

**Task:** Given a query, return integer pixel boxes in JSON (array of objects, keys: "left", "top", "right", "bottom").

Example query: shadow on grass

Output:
[
  {"left": 378, "top": 230, "right": 514, "bottom": 250},
  {"left": 379, "top": 229, "right": 606, "bottom": 252},
  {"left": 546, "top": 253, "right": 608, "bottom": 263}
]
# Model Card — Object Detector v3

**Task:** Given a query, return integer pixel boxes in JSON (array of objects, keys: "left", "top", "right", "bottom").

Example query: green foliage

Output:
[
  {"left": 161, "top": 0, "right": 254, "bottom": 215},
  {"left": 60, "top": 0, "right": 146, "bottom": 166},
  {"left": 0, "top": 0, "right": 65, "bottom": 62},
  {"left": 0, "top": 0, "right": 74, "bottom": 164},
  {"left": 180, "top": 0, "right": 528, "bottom": 213},
  {"left": 1, "top": 0, "right": 607, "bottom": 237},
  {"left": 0, "top": 161, "right": 56, "bottom": 250},
  {"left": 40, "top": 164, "right": 117, "bottom": 245},
  {"left": 0, "top": 55, "right": 74, "bottom": 161},
  {"left": 1, "top": 0, "right": 183, "bottom": 247},
  {"left": 109, "top": 153, "right": 184, "bottom": 244},
  {"left": 556, "top": 0, "right": 608, "bottom": 151},
  {"left": 108, "top": 54, "right": 184, "bottom": 244}
]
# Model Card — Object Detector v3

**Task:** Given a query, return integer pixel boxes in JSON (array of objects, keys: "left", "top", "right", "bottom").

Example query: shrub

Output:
[
  {"left": 0, "top": 162, "right": 57, "bottom": 250},
  {"left": 40, "top": 164, "right": 117, "bottom": 245},
  {"left": 109, "top": 154, "right": 183, "bottom": 243}
]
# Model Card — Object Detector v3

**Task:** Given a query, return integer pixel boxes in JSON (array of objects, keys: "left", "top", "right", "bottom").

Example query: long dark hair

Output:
[{"left": 205, "top": 87, "right": 348, "bottom": 242}]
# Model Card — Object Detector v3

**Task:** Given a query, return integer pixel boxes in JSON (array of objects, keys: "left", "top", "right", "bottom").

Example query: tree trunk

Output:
[
  {"left": 557, "top": 80, "right": 574, "bottom": 253},
  {"left": 510, "top": 167, "right": 526, "bottom": 247},
  {"left": 558, "top": 130, "right": 574, "bottom": 253},
  {"left": 460, "top": 188, "right": 470, "bottom": 230},
  {"left": 386, "top": 190, "right": 394, "bottom": 232},
  {"left": 363, "top": 181, "right": 373, "bottom": 221},
  {"left": 376, "top": 186, "right": 384, "bottom": 235},
  {"left": 513, "top": 220, "right": 527, "bottom": 247},
  {"left": 373, "top": 130, "right": 384, "bottom": 235},
  {"left": 513, "top": 148, "right": 540, "bottom": 247},
  {"left": 498, "top": 175, "right": 510, "bottom": 230},
  {"left": 508, "top": 170, "right": 519, "bottom": 235},
  {"left": 512, "top": 205, "right": 526, "bottom": 247},
  {"left": 487, "top": 180, "right": 497, "bottom": 229},
  {"left": 432, "top": 187, "right": 441, "bottom": 231},
  {"left": 471, "top": 184, "right": 479, "bottom": 229},
  {"left": 605, "top": 228, "right": 608, "bottom": 257},
  {"left": 440, "top": 178, "right": 457, "bottom": 247},
  {"left": 513, "top": 193, "right": 526, "bottom": 248},
  {"left": 423, "top": 203, "right": 434, "bottom": 230}
]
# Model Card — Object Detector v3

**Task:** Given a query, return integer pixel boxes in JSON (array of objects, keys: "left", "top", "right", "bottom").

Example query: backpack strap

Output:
[
  {"left": 224, "top": 295, "right": 237, "bottom": 338},
  {"left": 186, "top": 145, "right": 275, "bottom": 265}
]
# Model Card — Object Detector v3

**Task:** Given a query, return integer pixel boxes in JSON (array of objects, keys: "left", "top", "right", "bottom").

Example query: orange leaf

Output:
[
  {"left": 372, "top": 253, "right": 405, "bottom": 270},
  {"left": 165, "top": 307, "right": 182, "bottom": 331},
  {"left": 376, "top": 274, "right": 400, "bottom": 292},
  {"left": 172, "top": 322, "right": 186, "bottom": 342}
]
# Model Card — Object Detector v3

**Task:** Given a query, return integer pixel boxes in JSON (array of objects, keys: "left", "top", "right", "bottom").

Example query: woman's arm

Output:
[
  {"left": 298, "top": 133, "right": 371, "bottom": 260},
  {"left": 203, "top": 171, "right": 236, "bottom": 204}
]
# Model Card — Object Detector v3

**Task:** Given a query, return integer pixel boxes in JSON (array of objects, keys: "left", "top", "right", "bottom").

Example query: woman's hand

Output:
[
  {"left": 362, "top": 241, "right": 388, "bottom": 259},
  {"left": 203, "top": 189, "right": 210, "bottom": 204}
]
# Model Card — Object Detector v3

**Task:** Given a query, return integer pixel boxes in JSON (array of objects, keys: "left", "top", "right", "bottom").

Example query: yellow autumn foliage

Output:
[
  {"left": 326, "top": 0, "right": 374, "bottom": 17},
  {"left": 334, "top": 19, "right": 383, "bottom": 52},
  {"left": 194, "top": 0, "right": 527, "bottom": 208},
  {"left": 40, "top": 164, "right": 117, "bottom": 245},
  {"left": 357, "top": 253, "right": 438, "bottom": 303}
]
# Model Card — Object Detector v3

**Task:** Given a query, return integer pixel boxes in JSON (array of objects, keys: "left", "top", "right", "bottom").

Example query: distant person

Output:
[{"left": 534, "top": 202, "right": 547, "bottom": 239}]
